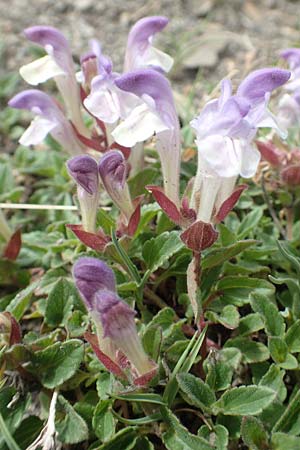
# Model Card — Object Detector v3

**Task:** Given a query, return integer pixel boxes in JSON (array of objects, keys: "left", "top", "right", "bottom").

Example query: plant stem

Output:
[{"left": 261, "top": 171, "right": 286, "bottom": 239}]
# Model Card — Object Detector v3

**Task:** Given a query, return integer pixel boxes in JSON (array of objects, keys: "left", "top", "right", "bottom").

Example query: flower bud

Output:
[
  {"left": 281, "top": 164, "right": 300, "bottom": 186},
  {"left": 73, "top": 256, "right": 156, "bottom": 381},
  {"left": 67, "top": 155, "right": 99, "bottom": 232},
  {"left": 73, "top": 257, "right": 116, "bottom": 308},
  {"left": 94, "top": 290, "right": 155, "bottom": 377},
  {"left": 98, "top": 150, "right": 134, "bottom": 222}
]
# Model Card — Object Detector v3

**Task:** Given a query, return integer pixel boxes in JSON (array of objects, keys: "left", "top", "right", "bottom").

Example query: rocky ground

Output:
[{"left": 0, "top": 0, "right": 300, "bottom": 98}]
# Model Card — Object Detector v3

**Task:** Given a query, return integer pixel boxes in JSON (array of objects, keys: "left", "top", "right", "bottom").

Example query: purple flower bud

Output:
[
  {"left": 93, "top": 290, "right": 135, "bottom": 339},
  {"left": 73, "top": 257, "right": 116, "bottom": 308},
  {"left": 98, "top": 150, "right": 126, "bottom": 188},
  {"left": 67, "top": 155, "right": 99, "bottom": 195},
  {"left": 98, "top": 150, "right": 134, "bottom": 221}
]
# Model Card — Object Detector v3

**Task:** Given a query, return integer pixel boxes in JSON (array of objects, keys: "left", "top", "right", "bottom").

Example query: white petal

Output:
[
  {"left": 144, "top": 46, "right": 174, "bottom": 72},
  {"left": 19, "top": 55, "right": 65, "bottom": 85},
  {"left": 197, "top": 135, "right": 241, "bottom": 177},
  {"left": 239, "top": 141, "right": 261, "bottom": 178},
  {"left": 277, "top": 93, "right": 300, "bottom": 128},
  {"left": 84, "top": 88, "right": 121, "bottom": 124},
  {"left": 256, "top": 109, "right": 288, "bottom": 139},
  {"left": 112, "top": 103, "right": 169, "bottom": 147},
  {"left": 19, "top": 117, "right": 57, "bottom": 146}
]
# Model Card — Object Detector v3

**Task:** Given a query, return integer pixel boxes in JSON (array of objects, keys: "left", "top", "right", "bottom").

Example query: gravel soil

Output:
[{"left": 1, "top": 0, "right": 300, "bottom": 84}]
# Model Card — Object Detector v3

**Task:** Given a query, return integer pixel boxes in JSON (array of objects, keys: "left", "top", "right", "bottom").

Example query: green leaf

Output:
[
  {"left": 96, "top": 427, "right": 137, "bottom": 450},
  {"left": 198, "top": 425, "right": 228, "bottom": 450},
  {"left": 29, "top": 339, "right": 84, "bottom": 388},
  {"left": 225, "top": 338, "right": 270, "bottom": 363},
  {"left": 202, "top": 240, "right": 257, "bottom": 270},
  {"left": 45, "top": 278, "right": 76, "bottom": 327},
  {"left": 215, "top": 276, "right": 275, "bottom": 307},
  {"left": 259, "top": 365, "right": 287, "bottom": 403},
  {"left": 128, "top": 167, "right": 158, "bottom": 198},
  {"left": 111, "top": 393, "right": 165, "bottom": 405},
  {"left": 241, "top": 416, "right": 269, "bottom": 450},
  {"left": 163, "top": 327, "right": 207, "bottom": 406},
  {"left": 206, "top": 305, "right": 239, "bottom": 329},
  {"left": 177, "top": 373, "right": 216, "bottom": 412},
  {"left": 285, "top": 319, "right": 300, "bottom": 352},
  {"left": 271, "top": 432, "right": 300, "bottom": 449},
  {"left": 213, "top": 385, "right": 276, "bottom": 415},
  {"left": 238, "top": 313, "right": 264, "bottom": 336},
  {"left": 277, "top": 241, "right": 300, "bottom": 276},
  {"left": 144, "top": 307, "right": 175, "bottom": 332},
  {"left": 161, "top": 407, "right": 213, "bottom": 450},
  {"left": 142, "top": 231, "right": 184, "bottom": 272},
  {"left": 6, "top": 281, "right": 38, "bottom": 320},
  {"left": 134, "top": 436, "right": 154, "bottom": 450},
  {"left": 205, "top": 358, "right": 234, "bottom": 392},
  {"left": 96, "top": 373, "right": 113, "bottom": 400},
  {"left": 268, "top": 337, "right": 288, "bottom": 364},
  {"left": 273, "top": 389, "right": 300, "bottom": 434},
  {"left": 251, "top": 293, "right": 285, "bottom": 337},
  {"left": 92, "top": 400, "right": 115, "bottom": 442},
  {"left": 237, "top": 208, "right": 263, "bottom": 239},
  {"left": 56, "top": 395, "right": 89, "bottom": 444},
  {"left": 12, "top": 416, "right": 43, "bottom": 450},
  {"left": 142, "top": 325, "right": 162, "bottom": 361}
]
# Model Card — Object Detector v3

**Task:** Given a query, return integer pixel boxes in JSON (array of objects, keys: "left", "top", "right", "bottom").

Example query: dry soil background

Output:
[{"left": 1, "top": 0, "right": 300, "bottom": 95}]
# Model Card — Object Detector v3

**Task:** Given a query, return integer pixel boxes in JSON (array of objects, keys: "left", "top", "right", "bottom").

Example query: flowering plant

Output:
[{"left": 1, "top": 13, "right": 300, "bottom": 450}]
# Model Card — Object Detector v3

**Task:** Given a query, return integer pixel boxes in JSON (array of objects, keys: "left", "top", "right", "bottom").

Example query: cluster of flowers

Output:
[{"left": 8, "top": 16, "right": 294, "bottom": 382}]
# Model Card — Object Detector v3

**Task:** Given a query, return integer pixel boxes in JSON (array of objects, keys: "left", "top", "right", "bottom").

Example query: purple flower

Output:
[
  {"left": 73, "top": 257, "right": 116, "bottom": 308},
  {"left": 112, "top": 69, "right": 181, "bottom": 206},
  {"left": 190, "top": 68, "right": 290, "bottom": 222},
  {"left": 278, "top": 48, "right": 300, "bottom": 128},
  {"left": 82, "top": 48, "right": 138, "bottom": 126},
  {"left": 98, "top": 150, "right": 134, "bottom": 221},
  {"left": 124, "top": 16, "right": 173, "bottom": 72},
  {"left": 73, "top": 257, "right": 156, "bottom": 379},
  {"left": 9, "top": 89, "right": 84, "bottom": 155},
  {"left": 20, "top": 26, "right": 87, "bottom": 135},
  {"left": 67, "top": 156, "right": 100, "bottom": 232},
  {"left": 280, "top": 48, "right": 300, "bottom": 71}
]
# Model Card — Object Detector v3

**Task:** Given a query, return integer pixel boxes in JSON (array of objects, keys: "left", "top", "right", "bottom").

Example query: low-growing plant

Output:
[{"left": 0, "top": 15, "right": 299, "bottom": 450}]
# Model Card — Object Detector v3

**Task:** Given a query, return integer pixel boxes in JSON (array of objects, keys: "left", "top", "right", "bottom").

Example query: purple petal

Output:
[
  {"left": 127, "top": 16, "right": 169, "bottom": 46},
  {"left": 237, "top": 68, "right": 291, "bottom": 105},
  {"left": 73, "top": 257, "right": 116, "bottom": 308},
  {"left": 98, "top": 150, "right": 127, "bottom": 189},
  {"left": 125, "top": 16, "right": 170, "bottom": 71},
  {"left": 24, "top": 26, "right": 71, "bottom": 71},
  {"left": 8, "top": 89, "right": 59, "bottom": 117},
  {"left": 280, "top": 48, "right": 300, "bottom": 70},
  {"left": 93, "top": 290, "right": 135, "bottom": 339},
  {"left": 115, "top": 69, "right": 177, "bottom": 129},
  {"left": 218, "top": 78, "right": 233, "bottom": 108},
  {"left": 67, "top": 155, "right": 99, "bottom": 195},
  {"left": 9, "top": 90, "right": 84, "bottom": 155}
]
